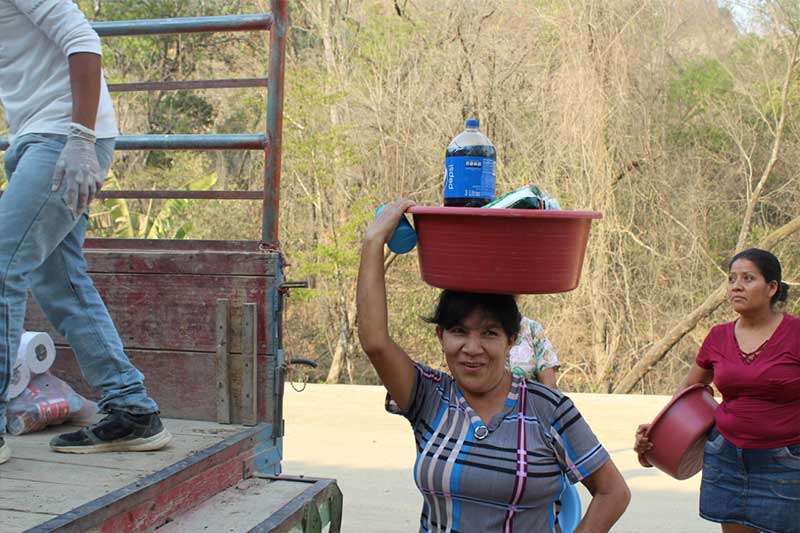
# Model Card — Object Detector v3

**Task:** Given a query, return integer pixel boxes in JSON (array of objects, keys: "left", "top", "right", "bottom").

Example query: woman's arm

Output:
[
  {"left": 357, "top": 199, "right": 417, "bottom": 411},
  {"left": 674, "top": 363, "right": 713, "bottom": 395},
  {"left": 536, "top": 367, "right": 557, "bottom": 388},
  {"left": 633, "top": 363, "right": 714, "bottom": 460},
  {"left": 575, "top": 460, "right": 631, "bottom": 533}
]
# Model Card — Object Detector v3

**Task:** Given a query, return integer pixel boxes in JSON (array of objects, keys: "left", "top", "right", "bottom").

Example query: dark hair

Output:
[
  {"left": 424, "top": 290, "right": 521, "bottom": 339},
  {"left": 729, "top": 248, "right": 789, "bottom": 305}
]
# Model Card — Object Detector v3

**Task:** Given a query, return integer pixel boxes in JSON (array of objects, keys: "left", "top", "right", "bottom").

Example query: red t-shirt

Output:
[{"left": 696, "top": 313, "right": 800, "bottom": 449}]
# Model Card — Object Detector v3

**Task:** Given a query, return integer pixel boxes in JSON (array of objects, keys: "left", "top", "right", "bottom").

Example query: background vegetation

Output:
[{"left": 2, "top": 0, "right": 798, "bottom": 393}]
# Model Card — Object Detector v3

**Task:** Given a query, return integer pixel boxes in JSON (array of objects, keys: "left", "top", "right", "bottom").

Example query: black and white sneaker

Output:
[
  {"left": 0, "top": 436, "right": 10, "bottom": 464},
  {"left": 50, "top": 410, "right": 172, "bottom": 453}
]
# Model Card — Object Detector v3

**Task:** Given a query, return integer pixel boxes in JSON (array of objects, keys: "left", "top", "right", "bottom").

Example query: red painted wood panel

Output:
[
  {"left": 83, "top": 249, "right": 276, "bottom": 276},
  {"left": 99, "top": 452, "right": 246, "bottom": 533},
  {"left": 50, "top": 348, "right": 275, "bottom": 423},
  {"left": 24, "top": 273, "right": 273, "bottom": 355},
  {"left": 84, "top": 238, "right": 267, "bottom": 253},
  {"left": 23, "top": 245, "right": 280, "bottom": 423}
]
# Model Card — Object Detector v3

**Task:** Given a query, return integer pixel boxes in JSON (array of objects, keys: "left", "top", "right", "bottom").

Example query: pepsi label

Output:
[{"left": 443, "top": 156, "right": 496, "bottom": 199}]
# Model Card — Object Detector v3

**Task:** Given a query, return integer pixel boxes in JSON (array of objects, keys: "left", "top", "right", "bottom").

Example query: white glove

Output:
[{"left": 51, "top": 123, "right": 103, "bottom": 218}]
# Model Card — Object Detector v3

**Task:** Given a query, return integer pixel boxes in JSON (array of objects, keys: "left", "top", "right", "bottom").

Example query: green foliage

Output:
[
  {"left": 667, "top": 59, "right": 733, "bottom": 112},
  {"left": 90, "top": 171, "right": 217, "bottom": 239},
  {"left": 665, "top": 59, "right": 735, "bottom": 152},
  {"left": 147, "top": 91, "right": 217, "bottom": 168},
  {"left": 293, "top": 196, "right": 374, "bottom": 294},
  {"left": 150, "top": 92, "right": 216, "bottom": 135},
  {"left": 351, "top": 8, "right": 416, "bottom": 68}
]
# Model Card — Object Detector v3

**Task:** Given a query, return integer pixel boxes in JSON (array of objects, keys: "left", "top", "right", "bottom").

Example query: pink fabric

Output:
[{"left": 696, "top": 313, "right": 800, "bottom": 448}]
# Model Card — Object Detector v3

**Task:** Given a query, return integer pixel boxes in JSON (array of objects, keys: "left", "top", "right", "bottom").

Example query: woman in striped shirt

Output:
[{"left": 358, "top": 200, "right": 630, "bottom": 532}]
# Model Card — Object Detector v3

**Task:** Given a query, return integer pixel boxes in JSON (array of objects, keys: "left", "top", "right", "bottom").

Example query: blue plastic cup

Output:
[{"left": 375, "top": 204, "right": 417, "bottom": 254}]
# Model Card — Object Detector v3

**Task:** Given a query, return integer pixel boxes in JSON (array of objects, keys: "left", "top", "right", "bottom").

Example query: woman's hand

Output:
[
  {"left": 634, "top": 424, "right": 653, "bottom": 467},
  {"left": 364, "top": 199, "right": 415, "bottom": 246}
]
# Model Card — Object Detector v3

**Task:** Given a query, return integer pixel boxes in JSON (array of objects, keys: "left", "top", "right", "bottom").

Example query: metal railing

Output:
[{"left": 0, "top": 3, "right": 288, "bottom": 244}]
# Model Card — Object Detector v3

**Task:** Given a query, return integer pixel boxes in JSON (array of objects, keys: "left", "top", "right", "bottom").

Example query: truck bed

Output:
[{"left": 0, "top": 418, "right": 340, "bottom": 532}]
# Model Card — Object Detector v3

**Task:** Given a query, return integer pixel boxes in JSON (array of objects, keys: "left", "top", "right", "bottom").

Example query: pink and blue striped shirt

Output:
[{"left": 387, "top": 363, "right": 609, "bottom": 532}]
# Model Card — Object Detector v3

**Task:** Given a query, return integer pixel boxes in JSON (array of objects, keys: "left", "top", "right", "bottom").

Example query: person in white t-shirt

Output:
[{"left": 0, "top": 0, "right": 170, "bottom": 465}]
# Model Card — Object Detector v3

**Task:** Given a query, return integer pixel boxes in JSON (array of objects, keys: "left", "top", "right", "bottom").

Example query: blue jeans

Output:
[
  {"left": 0, "top": 133, "right": 158, "bottom": 433},
  {"left": 700, "top": 427, "right": 800, "bottom": 533}
]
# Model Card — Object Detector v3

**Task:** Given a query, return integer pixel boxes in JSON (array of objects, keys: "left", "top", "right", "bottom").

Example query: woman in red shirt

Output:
[{"left": 635, "top": 248, "right": 799, "bottom": 533}]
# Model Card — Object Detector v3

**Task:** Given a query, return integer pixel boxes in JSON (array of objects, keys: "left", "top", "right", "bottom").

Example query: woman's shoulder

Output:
[
  {"left": 706, "top": 320, "right": 736, "bottom": 339},
  {"left": 411, "top": 362, "right": 455, "bottom": 391},
  {"left": 412, "top": 362, "right": 448, "bottom": 381},
  {"left": 782, "top": 313, "right": 800, "bottom": 327},
  {"left": 521, "top": 379, "right": 569, "bottom": 420},
  {"left": 780, "top": 313, "right": 800, "bottom": 337}
]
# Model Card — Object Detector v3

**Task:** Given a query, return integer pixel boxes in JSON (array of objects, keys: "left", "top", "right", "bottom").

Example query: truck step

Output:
[{"left": 156, "top": 476, "right": 342, "bottom": 533}]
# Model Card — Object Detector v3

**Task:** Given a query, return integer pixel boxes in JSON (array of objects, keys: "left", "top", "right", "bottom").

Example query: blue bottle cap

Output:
[
  {"left": 465, "top": 118, "right": 479, "bottom": 128},
  {"left": 375, "top": 205, "right": 417, "bottom": 254}
]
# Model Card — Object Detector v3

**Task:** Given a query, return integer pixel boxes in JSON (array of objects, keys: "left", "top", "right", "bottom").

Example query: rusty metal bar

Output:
[
  {"left": 97, "top": 191, "right": 264, "bottom": 200},
  {"left": 108, "top": 78, "right": 268, "bottom": 92},
  {"left": 91, "top": 14, "right": 272, "bottom": 37},
  {"left": 0, "top": 190, "right": 262, "bottom": 200},
  {"left": 262, "top": 0, "right": 288, "bottom": 244},
  {"left": 0, "top": 134, "right": 266, "bottom": 152},
  {"left": 0, "top": 191, "right": 261, "bottom": 201},
  {"left": 116, "top": 134, "right": 266, "bottom": 150}
]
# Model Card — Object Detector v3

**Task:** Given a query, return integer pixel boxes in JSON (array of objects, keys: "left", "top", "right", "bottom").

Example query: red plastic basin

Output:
[
  {"left": 640, "top": 384, "right": 719, "bottom": 480},
  {"left": 407, "top": 206, "right": 601, "bottom": 294}
]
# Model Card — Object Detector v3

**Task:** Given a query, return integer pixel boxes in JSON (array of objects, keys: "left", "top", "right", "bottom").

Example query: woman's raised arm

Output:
[{"left": 357, "top": 199, "right": 417, "bottom": 411}]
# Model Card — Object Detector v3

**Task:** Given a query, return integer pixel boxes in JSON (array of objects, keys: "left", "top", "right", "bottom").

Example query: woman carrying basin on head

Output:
[
  {"left": 634, "top": 248, "right": 800, "bottom": 533},
  {"left": 358, "top": 199, "right": 630, "bottom": 533}
]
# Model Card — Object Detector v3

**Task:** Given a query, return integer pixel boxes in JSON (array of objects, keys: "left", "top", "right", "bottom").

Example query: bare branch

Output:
[
  {"left": 735, "top": 34, "right": 800, "bottom": 252},
  {"left": 614, "top": 213, "right": 800, "bottom": 393}
]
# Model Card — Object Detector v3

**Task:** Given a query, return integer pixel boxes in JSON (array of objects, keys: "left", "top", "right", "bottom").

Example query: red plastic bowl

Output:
[
  {"left": 640, "top": 384, "right": 719, "bottom": 480},
  {"left": 407, "top": 206, "right": 601, "bottom": 294}
]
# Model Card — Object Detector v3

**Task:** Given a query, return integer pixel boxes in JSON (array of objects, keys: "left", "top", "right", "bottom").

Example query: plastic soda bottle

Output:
[{"left": 443, "top": 118, "right": 496, "bottom": 207}]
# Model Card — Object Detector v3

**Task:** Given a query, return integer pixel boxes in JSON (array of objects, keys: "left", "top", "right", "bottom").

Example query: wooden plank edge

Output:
[
  {"left": 216, "top": 299, "right": 232, "bottom": 424},
  {"left": 83, "top": 239, "right": 268, "bottom": 253},
  {"left": 24, "top": 424, "right": 273, "bottom": 533},
  {"left": 247, "top": 476, "right": 343, "bottom": 533},
  {"left": 241, "top": 303, "right": 258, "bottom": 426}
]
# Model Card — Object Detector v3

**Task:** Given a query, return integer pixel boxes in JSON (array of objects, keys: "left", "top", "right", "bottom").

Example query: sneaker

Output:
[
  {"left": 0, "top": 436, "right": 10, "bottom": 464},
  {"left": 50, "top": 411, "right": 172, "bottom": 454}
]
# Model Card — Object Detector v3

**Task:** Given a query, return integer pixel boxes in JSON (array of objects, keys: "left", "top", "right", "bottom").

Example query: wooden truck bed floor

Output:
[
  {"left": 1, "top": 417, "right": 248, "bottom": 532},
  {"left": 1, "top": 417, "right": 341, "bottom": 533}
]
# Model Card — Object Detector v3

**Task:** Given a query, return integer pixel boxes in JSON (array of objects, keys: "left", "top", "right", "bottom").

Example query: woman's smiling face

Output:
[{"left": 437, "top": 308, "right": 515, "bottom": 396}]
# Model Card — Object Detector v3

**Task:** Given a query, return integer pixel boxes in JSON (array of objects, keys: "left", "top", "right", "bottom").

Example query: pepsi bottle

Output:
[{"left": 443, "top": 118, "right": 496, "bottom": 207}]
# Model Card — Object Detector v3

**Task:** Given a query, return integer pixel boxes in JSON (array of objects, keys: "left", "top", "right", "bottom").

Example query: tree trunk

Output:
[
  {"left": 613, "top": 214, "right": 800, "bottom": 393},
  {"left": 326, "top": 251, "right": 397, "bottom": 383},
  {"left": 325, "top": 293, "right": 357, "bottom": 383}
]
